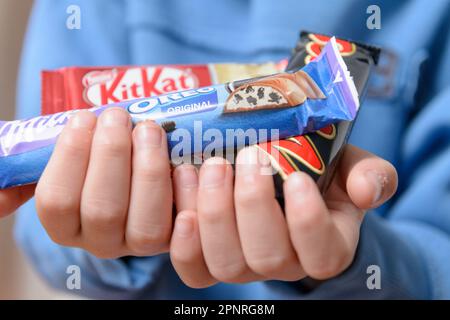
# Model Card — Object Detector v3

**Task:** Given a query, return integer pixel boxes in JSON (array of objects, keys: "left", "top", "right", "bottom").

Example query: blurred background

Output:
[{"left": 0, "top": 0, "right": 75, "bottom": 299}]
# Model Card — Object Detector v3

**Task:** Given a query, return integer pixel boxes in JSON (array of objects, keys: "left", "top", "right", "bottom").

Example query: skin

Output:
[
  {"left": 0, "top": 108, "right": 397, "bottom": 286},
  {"left": 4, "top": 108, "right": 173, "bottom": 258},
  {"left": 170, "top": 144, "right": 397, "bottom": 288}
]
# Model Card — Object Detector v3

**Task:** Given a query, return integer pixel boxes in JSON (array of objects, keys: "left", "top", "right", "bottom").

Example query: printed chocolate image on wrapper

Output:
[
  {"left": 223, "top": 71, "right": 325, "bottom": 113},
  {"left": 0, "top": 37, "right": 358, "bottom": 189}
]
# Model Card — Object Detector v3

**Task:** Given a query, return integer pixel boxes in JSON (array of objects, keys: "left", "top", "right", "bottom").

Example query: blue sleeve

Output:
[
  {"left": 15, "top": 198, "right": 169, "bottom": 299},
  {"left": 267, "top": 87, "right": 450, "bottom": 300},
  {"left": 14, "top": 0, "right": 168, "bottom": 299}
]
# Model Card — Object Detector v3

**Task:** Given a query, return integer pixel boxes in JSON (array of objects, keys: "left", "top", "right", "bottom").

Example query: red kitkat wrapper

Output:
[{"left": 42, "top": 65, "right": 216, "bottom": 115}]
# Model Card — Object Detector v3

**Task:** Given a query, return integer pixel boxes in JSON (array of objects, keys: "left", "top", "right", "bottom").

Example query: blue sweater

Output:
[{"left": 14, "top": 0, "right": 450, "bottom": 299}]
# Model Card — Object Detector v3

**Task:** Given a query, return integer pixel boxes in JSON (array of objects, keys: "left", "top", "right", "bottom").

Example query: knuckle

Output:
[
  {"left": 58, "top": 129, "right": 91, "bottom": 156},
  {"left": 247, "top": 255, "right": 291, "bottom": 277},
  {"left": 126, "top": 225, "right": 171, "bottom": 254},
  {"left": 82, "top": 199, "right": 126, "bottom": 230},
  {"left": 208, "top": 261, "right": 248, "bottom": 283},
  {"left": 95, "top": 133, "right": 130, "bottom": 158},
  {"left": 234, "top": 188, "right": 265, "bottom": 208},
  {"left": 170, "top": 248, "right": 193, "bottom": 265},
  {"left": 179, "top": 276, "right": 215, "bottom": 290},
  {"left": 294, "top": 211, "right": 324, "bottom": 233},
  {"left": 47, "top": 233, "right": 77, "bottom": 247},
  {"left": 135, "top": 160, "right": 170, "bottom": 183},
  {"left": 197, "top": 207, "right": 224, "bottom": 225},
  {"left": 307, "top": 254, "right": 350, "bottom": 280},
  {"left": 85, "top": 246, "right": 124, "bottom": 260},
  {"left": 35, "top": 185, "right": 78, "bottom": 217}
]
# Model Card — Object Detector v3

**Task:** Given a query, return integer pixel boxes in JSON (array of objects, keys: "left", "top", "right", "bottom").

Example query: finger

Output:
[
  {"left": 0, "top": 184, "right": 35, "bottom": 218},
  {"left": 197, "top": 157, "right": 260, "bottom": 283},
  {"left": 35, "top": 111, "right": 96, "bottom": 245},
  {"left": 173, "top": 164, "right": 198, "bottom": 212},
  {"left": 170, "top": 210, "right": 217, "bottom": 288},
  {"left": 235, "top": 147, "right": 304, "bottom": 281},
  {"left": 284, "top": 172, "right": 355, "bottom": 280},
  {"left": 80, "top": 108, "right": 132, "bottom": 258},
  {"left": 338, "top": 144, "right": 398, "bottom": 209},
  {"left": 125, "top": 121, "right": 172, "bottom": 256}
]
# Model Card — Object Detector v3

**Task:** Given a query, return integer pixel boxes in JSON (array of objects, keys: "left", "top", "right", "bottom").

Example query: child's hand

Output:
[
  {"left": 0, "top": 185, "right": 35, "bottom": 218},
  {"left": 35, "top": 108, "right": 173, "bottom": 258},
  {"left": 170, "top": 145, "right": 397, "bottom": 288}
]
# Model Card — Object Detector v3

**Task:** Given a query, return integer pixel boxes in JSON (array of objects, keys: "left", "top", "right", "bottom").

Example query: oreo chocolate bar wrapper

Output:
[
  {"left": 263, "top": 31, "right": 380, "bottom": 200},
  {"left": 0, "top": 38, "right": 358, "bottom": 189}
]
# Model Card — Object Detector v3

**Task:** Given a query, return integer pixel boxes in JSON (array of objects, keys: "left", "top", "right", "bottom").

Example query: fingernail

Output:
[
  {"left": 236, "top": 146, "right": 273, "bottom": 182},
  {"left": 174, "top": 216, "right": 194, "bottom": 238},
  {"left": 286, "top": 172, "right": 310, "bottom": 193},
  {"left": 236, "top": 147, "right": 259, "bottom": 181},
  {"left": 69, "top": 112, "right": 93, "bottom": 129},
  {"left": 200, "top": 158, "right": 226, "bottom": 187},
  {"left": 100, "top": 108, "right": 130, "bottom": 127},
  {"left": 365, "top": 170, "right": 388, "bottom": 205},
  {"left": 135, "top": 122, "right": 162, "bottom": 147},
  {"left": 176, "top": 166, "right": 198, "bottom": 188}
]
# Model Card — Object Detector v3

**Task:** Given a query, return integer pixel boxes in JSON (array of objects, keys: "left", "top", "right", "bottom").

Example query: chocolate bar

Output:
[
  {"left": 267, "top": 31, "right": 380, "bottom": 199},
  {"left": 0, "top": 38, "right": 358, "bottom": 189}
]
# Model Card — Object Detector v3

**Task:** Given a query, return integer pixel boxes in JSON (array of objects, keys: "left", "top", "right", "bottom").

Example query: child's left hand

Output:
[{"left": 169, "top": 144, "right": 397, "bottom": 288}]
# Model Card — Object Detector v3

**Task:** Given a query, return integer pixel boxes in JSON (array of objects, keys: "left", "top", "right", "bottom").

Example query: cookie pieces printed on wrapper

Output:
[{"left": 223, "top": 71, "right": 325, "bottom": 113}]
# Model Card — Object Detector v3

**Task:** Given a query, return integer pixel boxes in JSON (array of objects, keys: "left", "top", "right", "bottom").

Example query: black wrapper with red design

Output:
[{"left": 262, "top": 31, "right": 380, "bottom": 205}]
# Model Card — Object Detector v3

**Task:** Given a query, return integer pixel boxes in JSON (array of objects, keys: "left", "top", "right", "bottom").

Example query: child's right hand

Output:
[{"left": 35, "top": 108, "right": 174, "bottom": 259}]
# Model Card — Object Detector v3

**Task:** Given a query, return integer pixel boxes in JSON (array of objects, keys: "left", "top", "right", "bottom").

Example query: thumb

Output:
[
  {"left": 0, "top": 184, "right": 35, "bottom": 218},
  {"left": 339, "top": 145, "right": 398, "bottom": 210}
]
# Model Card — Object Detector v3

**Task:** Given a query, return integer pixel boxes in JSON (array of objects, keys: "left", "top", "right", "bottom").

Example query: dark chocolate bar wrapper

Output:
[{"left": 267, "top": 31, "right": 380, "bottom": 203}]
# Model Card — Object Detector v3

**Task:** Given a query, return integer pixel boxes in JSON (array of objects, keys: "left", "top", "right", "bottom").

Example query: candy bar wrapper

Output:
[
  {"left": 41, "top": 61, "right": 287, "bottom": 115},
  {"left": 0, "top": 38, "right": 358, "bottom": 189},
  {"left": 268, "top": 31, "right": 380, "bottom": 200}
]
